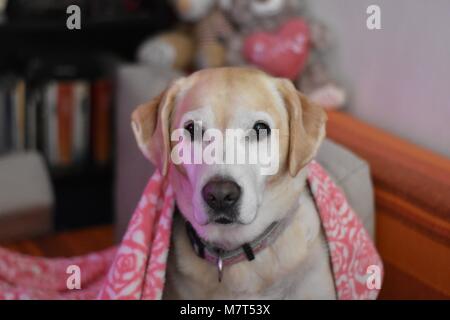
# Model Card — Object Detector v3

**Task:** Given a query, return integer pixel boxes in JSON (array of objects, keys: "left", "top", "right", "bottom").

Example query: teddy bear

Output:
[
  {"left": 219, "top": 0, "right": 346, "bottom": 109},
  {"left": 137, "top": 0, "right": 233, "bottom": 71}
]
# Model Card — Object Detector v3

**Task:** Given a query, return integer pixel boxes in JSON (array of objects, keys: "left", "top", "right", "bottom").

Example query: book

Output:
[
  {"left": 73, "top": 81, "right": 90, "bottom": 164},
  {"left": 14, "top": 80, "right": 26, "bottom": 150},
  {"left": 91, "top": 79, "right": 112, "bottom": 165},
  {"left": 3, "top": 81, "right": 13, "bottom": 152},
  {"left": 35, "top": 85, "right": 46, "bottom": 153},
  {"left": 57, "top": 82, "right": 74, "bottom": 166},
  {"left": 0, "top": 78, "right": 27, "bottom": 153},
  {"left": 25, "top": 86, "right": 42, "bottom": 150},
  {"left": 0, "top": 88, "right": 6, "bottom": 154},
  {"left": 1, "top": 76, "right": 112, "bottom": 168},
  {"left": 44, "top": 82, "right": 59, "bottom": 166}
]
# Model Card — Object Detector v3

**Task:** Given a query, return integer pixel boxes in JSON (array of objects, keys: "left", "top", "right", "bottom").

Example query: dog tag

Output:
[{"left": 217, "top": 256, "right": 223, "bottom": 282}]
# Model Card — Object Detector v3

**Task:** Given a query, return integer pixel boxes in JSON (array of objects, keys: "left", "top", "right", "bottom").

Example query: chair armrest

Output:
[{"left": 326, "top": 110, "right": 450, "bottom": 299}]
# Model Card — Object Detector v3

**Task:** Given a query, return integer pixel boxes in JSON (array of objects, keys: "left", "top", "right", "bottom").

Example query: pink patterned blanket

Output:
[{"left": 0, "top": 161, "right": 383, "bottom": 300}]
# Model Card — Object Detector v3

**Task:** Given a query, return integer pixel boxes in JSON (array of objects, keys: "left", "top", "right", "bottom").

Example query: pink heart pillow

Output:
[{"left": 243, "top": 18, "right": 310, "bottom": 80}]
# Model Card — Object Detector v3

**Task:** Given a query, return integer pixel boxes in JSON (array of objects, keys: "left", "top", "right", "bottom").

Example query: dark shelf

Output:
[
  {"left": 0, "top": 2, "right": 175, "bottom": 232},
  {"left": 0, "top": 14, "right": 175, "bottom": 63},
  {"left": 0, "top": 15, "right": 172, "bottom": 33},
  {"left": 51, "top": 164, "right": 114, "bottom": 231}
]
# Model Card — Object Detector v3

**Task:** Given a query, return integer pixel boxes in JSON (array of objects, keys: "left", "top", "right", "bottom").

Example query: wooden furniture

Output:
[
  {"left": 3, "top": 111, "right": 449, "bottom": 299},
  {"left": 327, "top": 111, "right": 450, "bottom": 299},
  {"left": 2, "top": 225, "right": 113, "bottom": 257}
]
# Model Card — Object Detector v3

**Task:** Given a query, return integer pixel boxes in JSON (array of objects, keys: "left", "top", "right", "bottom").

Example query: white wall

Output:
[{"left": 307, "top": 0, "right": 450, "bottom": 158}]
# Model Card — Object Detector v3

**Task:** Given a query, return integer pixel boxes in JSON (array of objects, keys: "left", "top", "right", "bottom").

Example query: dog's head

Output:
[{"left": 131, "top": 67, "right": 326, "bottom": 248}]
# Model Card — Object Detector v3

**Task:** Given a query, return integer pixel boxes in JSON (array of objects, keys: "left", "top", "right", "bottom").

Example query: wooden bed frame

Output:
[
  {"left": 327, "top": 111, "right": 450, "bottom": 299},
  {"left": 3, "top": 111, "right": 449, "bottom": 299}
]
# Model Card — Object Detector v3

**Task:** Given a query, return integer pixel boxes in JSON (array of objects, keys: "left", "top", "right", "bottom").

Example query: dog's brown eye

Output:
[
  {"left": 253, "top": 121, "right": 271, "bottom": 140},
  {"left": 184, "top": 121, "right": 204, "bottom": 141}
]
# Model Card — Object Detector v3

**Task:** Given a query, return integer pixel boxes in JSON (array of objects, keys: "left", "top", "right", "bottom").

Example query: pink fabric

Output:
[
  {"left": 0, "top": 162, "right": 382, "bottom": 300},
  {"left": 308, "top": 161, "right": 383, "bottom": 299},
  {"left": 0, "top": 171, "right": 174, "bottom": 300}
]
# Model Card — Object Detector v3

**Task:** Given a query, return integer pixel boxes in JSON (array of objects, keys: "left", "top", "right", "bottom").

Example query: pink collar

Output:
[{"left": 185, "top": 217, "right": 289, "bottom": 282}]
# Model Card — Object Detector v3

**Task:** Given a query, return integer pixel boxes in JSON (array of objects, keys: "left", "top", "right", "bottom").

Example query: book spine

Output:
[
  {"left": 0, "top": 88, "right": 5, "bottom": 154},
  {"left": 44, "top": 82, "right": 59, "bottom": 166},
  {"left": 36, "top": 85, "right": 45, "bottom": 153},
  {"left": 9, "top": 84, "right": 18, "bottom": 150},
  {"left": 57, "top": 82, "right": 74, "bottom": 166},
  {"left": 91, "top": 79, "right": 112, "bottom": 165},
  {"left": 26, "top": 86, "right": 39, "bottom": 150},
  {"left": 73, "top": 81, "right": 90, "bottom": 163},
  {"left": 15, "top": 80, "right": 26, "bottom": 150},
  {"left": 4, "top": 85, "right": 12, "bottom": 152}
]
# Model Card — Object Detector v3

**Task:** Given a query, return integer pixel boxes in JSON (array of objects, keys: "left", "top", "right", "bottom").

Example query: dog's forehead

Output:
[{"left": 174, "top": 68, "right": 285, "bottom": 127}]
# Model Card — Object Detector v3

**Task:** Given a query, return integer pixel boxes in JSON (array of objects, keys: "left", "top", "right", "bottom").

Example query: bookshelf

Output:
[{"left": 0, "top": 1, "right": 175, "bottom": 231}]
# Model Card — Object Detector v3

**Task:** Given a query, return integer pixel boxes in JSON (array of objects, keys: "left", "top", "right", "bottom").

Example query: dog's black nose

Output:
[{"left": 202, "top": 179, "right": 241, "bottom": 212}]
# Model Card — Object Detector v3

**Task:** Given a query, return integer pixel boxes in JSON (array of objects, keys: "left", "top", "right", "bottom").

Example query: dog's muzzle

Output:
[{"left": 201, "top": 178, "right": 241, "bottom": 224}]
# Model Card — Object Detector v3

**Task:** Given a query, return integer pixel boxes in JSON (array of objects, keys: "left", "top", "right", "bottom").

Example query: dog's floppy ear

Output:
[
  {"left": 131, "top": 80, "right": 182, "bottom": 176},
  {"left": 278, "top": 79, "right": 327, "bottom": 177}
]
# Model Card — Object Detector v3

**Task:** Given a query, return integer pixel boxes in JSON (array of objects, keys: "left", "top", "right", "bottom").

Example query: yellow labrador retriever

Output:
[{"left": 131, "top": 67, "right": 336, "bottom": 299}]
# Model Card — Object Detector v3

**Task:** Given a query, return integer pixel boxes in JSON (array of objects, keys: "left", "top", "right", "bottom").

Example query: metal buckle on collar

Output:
[{"left": 216, "top": 254, "right": 224, "bottom": 282}]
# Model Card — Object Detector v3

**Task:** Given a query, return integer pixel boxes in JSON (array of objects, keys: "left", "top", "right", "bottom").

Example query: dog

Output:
[{"left": 131, "top": 67, "right": 336, "bottom": 299}]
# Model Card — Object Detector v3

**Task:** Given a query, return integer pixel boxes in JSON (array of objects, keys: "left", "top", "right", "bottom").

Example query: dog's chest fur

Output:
[{"left": 164, "top": 191, "right": 336, "bottom": 300}]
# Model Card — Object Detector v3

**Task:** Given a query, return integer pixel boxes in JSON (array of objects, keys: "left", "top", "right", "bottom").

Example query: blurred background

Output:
[
  {"left": 0, "top": 0, "right": 174, "bottom": 233},
  {"left": 0, "top": 0, "right": 448, "bottom": 299}
]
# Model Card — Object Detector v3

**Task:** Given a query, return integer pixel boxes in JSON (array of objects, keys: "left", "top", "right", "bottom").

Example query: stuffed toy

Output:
[
  {"left": 137, "top": 0, "right": 233, "bottom": 71},
  {"left": 219, "top": 0, "right": 346, "bottom": 109}
]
